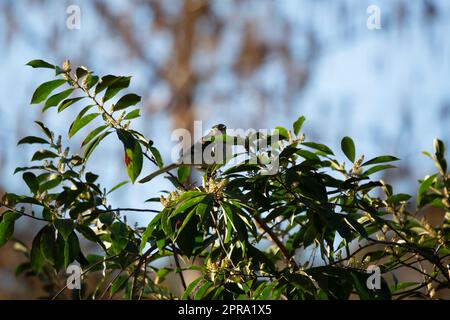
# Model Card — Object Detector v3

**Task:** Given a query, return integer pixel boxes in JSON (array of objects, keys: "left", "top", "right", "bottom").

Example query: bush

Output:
[{"left": 0, "top": 59, "right": 449, "bottom": 300}]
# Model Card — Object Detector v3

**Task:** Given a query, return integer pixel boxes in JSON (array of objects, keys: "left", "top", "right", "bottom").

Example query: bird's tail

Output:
[{"left": 139, "top": 163, "right": 179, "bottom": 183}]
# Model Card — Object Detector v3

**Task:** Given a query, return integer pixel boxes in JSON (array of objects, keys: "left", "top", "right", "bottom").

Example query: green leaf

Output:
[
  {"left": 81, "top": 125, "right": 108, "bottom": 147},
  {"left": 113, "top": 94, "right": 141, "bottom": 111},
  {"left": 194, "top": 281, "right": 213, "bottom": 300},
  {"left": 75, "top": 66, "right": 88, "bottom": 79},
  {"left": 302, "top": 142, "right": 334, "bottom": 155},
  {"left": 110, "top": 222, "right": 129, "bottom": 254},
  {"left": 84, "top": 74, "right": 99, "bottom": 90},
  {"left": 434, "top": 138, "right": 445, "bottom": 158},
  {"left": 107, "top": 181, "right": 129, "bottom": 195},
  {"left": 388, "top": 193, "right": 412, "bottom": 205},
  {"left": 341, "top": 136, "right": 355, "bottom": 162},
  {"left": 22, "top": 172, "right": 39, "bottom": 194},
  {"left": 85, "top": 172, "right": 99, "bottom": 183},
  {"left": 177, "top": 165, "right": 190, "bottom": 184},
  {"left": 150, "top": 147, "right": 163, "bottom": 168},
  {"left": 30, "top": 230, "right": 45, "bottom": 274},
  {"left": 31, "top": 79, "right": 67, "bottom": 104},
  {"left": 44, "top": 88, "right": 74, "bottom": 111},
  {"left": 293, "top": 116, "right": 305, "bottom": 136},
  {"left": 362, "top": 155, "right": 399, "bottom": 166},
  {"left": 39, "top": 175, "right": 62, "bottom": 192},
  {"left": 68, "top": 113, "right": 100, "bottom": 138},
  {"left": 363, "top": 164, "right": 396, "bottom": 176},
  {"left": 417, "top": 174, "right": 437, "bottom": 207},
  {"left": 274, "top": 126, "right": 290, "bottom": 140},
  {"left": 64, "top": 232, "right": 80, "bottom": 267},
  {"left": 176, "top": 207, "right": 197, "bottom": 238},
  {"left": 95, "top": 75, "right": 131, "bottom": 97},
  {"left": 110, "top": 275, "right": 128, "bottom": 296},
  {"left": 83, "top": 131, "right": 111, "bottom": 161},
  {"left": 123, "top": 109, "right": 140, "bottom": 120},
  {"left": 181, "top": 277, "right": 203, "bottom": 299},
  {"left": 26, "top": 59, "right": 55, "bottom": 69},
  {"left": 116, "top": 129, "right": 143, "bottom": 183},
  {"left": 40, "top": 226, "right": 57, "bottom": 265},
  {"left": 34, "top": 121, "right": 53, "bottom": 140},
  {"left": 389, "top": 282, "right": 418, "bottom": 293},
  {"left": 172, "top": 194, "right": 207, "bottom": 218},
  {"left": 31, "top": 150, "right": 58, "bottom": 161},
  {"left": 0, "top": 211, "right": 20, "bottom": 247},
  {"left": 17, "top": 136, "right": 49, "bottom": 145},
  {"left": 54, "top": 219, "right": 74, "bottom": 241},
  {"left": 139, "top": 223, "right": 153, "bottom": 255},
  {"left": 76, "top": 225, "right": 107, "bottom": 251},
  {"left": 58, "top": 97, "right": 85, "bottom": 113}
]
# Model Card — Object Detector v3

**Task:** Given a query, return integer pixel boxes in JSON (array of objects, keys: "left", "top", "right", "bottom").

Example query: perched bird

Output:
[{"left": 139, "top": 124, "right": 228, "bottom": 183}]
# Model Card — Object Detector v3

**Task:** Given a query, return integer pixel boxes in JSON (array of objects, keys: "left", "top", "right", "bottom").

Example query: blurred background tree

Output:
[{"left": 0, "top": 0, "right": 448, "bottom": 298}]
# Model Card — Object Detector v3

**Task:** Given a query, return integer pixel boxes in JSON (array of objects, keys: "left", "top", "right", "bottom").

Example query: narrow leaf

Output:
[
  {"left": 31, "top": 79, "right": 67, "bottom": 104},
  {"left": 113, "top": 94, "right": 141, "bottom": 111},
  {"left": 68, "top": 113, "right": 100, "bottom": 138}
]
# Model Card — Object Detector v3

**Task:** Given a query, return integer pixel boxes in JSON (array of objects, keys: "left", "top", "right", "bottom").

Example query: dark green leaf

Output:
[
  {"left": 123, "top": 109, "right": 140, "bottom": 120},
  {"left": 26, "top": 59, "right": 55, "bottom": 69},
  {"left": 110, "top": 275, "right": 128, "bottom": 296},
  {"left": 116, "top": 129, "right": 143, "bottom": 183},
  {"left": 75, "top": 66, "right": 88, "bottom": 79},
  {"left": 81, "top": 125, "right": 108, "bottom": 147},
  {"left": 293, "top": 116, "right": 305, "bottom": 136},
  {"left": 22, "top": 172, "right": 39, "bottom": 194},
  {"left": 274, "top": 126, "right": 289, "bottom": 140},
  {"left": 417, "top": 174, "right": 437, "bottom": 207},
  {"left": 34, "top": 121, "right": 53, "bottom": 140},
  {"left": 68, "top": 113, "right": 100, "bottom": 138},
  {"left": 84, "top": 74, "right": 99, "bottom": 90},
  {"left": 0, "top": 211, "right": 20, "bottom": 247},
  {"left": 85, "top": 172, "right": 99, "bottom": 183},
  {"left": 95, "top": 75, "right": 131, "bottom": 97},
  {"left": 39, "top": 176, "right": 62, "bottom": 192},
  {"left": 362, "top": 155, "right": 399, "bottom": 166},
  {"left": 83, "top": 131, "right": 111, "bottom": 161},
  {"left": 58, "top": 97, "right": 85, "bottom": 113},
  {"left": 40, "top": 226, "right": 57, "bottom": 265},
  {"left": 177, "top": 165, "right": 190, "bottom": 184},
  {"left": 388, "top": 193, "right": 411, "bottom": 205},
  {"left": 31, "top": 150, "right": 58, "bottom": 161},
  {"left": 150, "top": 147, "right": 163, "bottom": 168},
  {"left": 363, "top": 164, "right": 396, "bottom": 176},
  {"left": 64, "top": 232, "right": 80, "bottom": 267},
  {"left": 30, "top": 230, "right": 45, "bottom": 274},
  {"left": 108, "top": 181, "right": 129, "bottom": 195},
  {"left": 44, "top": 88, "right": 74, "bottom": 111},
  {"left": 17, "top": 136, "right": 49, "bottom": 145},
  {"left": 341, "top": 136, "right": 355, "bottom": 162},
  {"left": 110, "top": 222, "right": 128, "bottom": 254},
  {"left": 31, "top": 79, "right": 67, "bottom": 104},
  {"left": 181, "top": 277, "right": 203, "bottom": 300},
  {"left": 113, "top": 94, "right": 141, "bottom": 111},
  {"left": 54, "top": 219, "right": 74, "bottom": 241},
  {"left": 302, "top": 142, "right": 334, "bottom": 155}
]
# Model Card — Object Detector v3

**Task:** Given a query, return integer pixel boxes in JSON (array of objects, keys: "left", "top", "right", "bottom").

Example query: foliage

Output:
[{"left": 0, "top": 60, "right": 449, "bottom": 300}]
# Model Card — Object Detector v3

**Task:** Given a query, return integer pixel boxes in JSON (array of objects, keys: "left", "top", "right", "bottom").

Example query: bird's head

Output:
[{"left": 212, "top": 123, "right": 227, "bottom": 134}]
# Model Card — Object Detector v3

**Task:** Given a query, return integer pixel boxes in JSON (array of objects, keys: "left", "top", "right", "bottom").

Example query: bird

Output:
[{"left": 139, "top": 124, "right": 228, "bottom": 183}]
